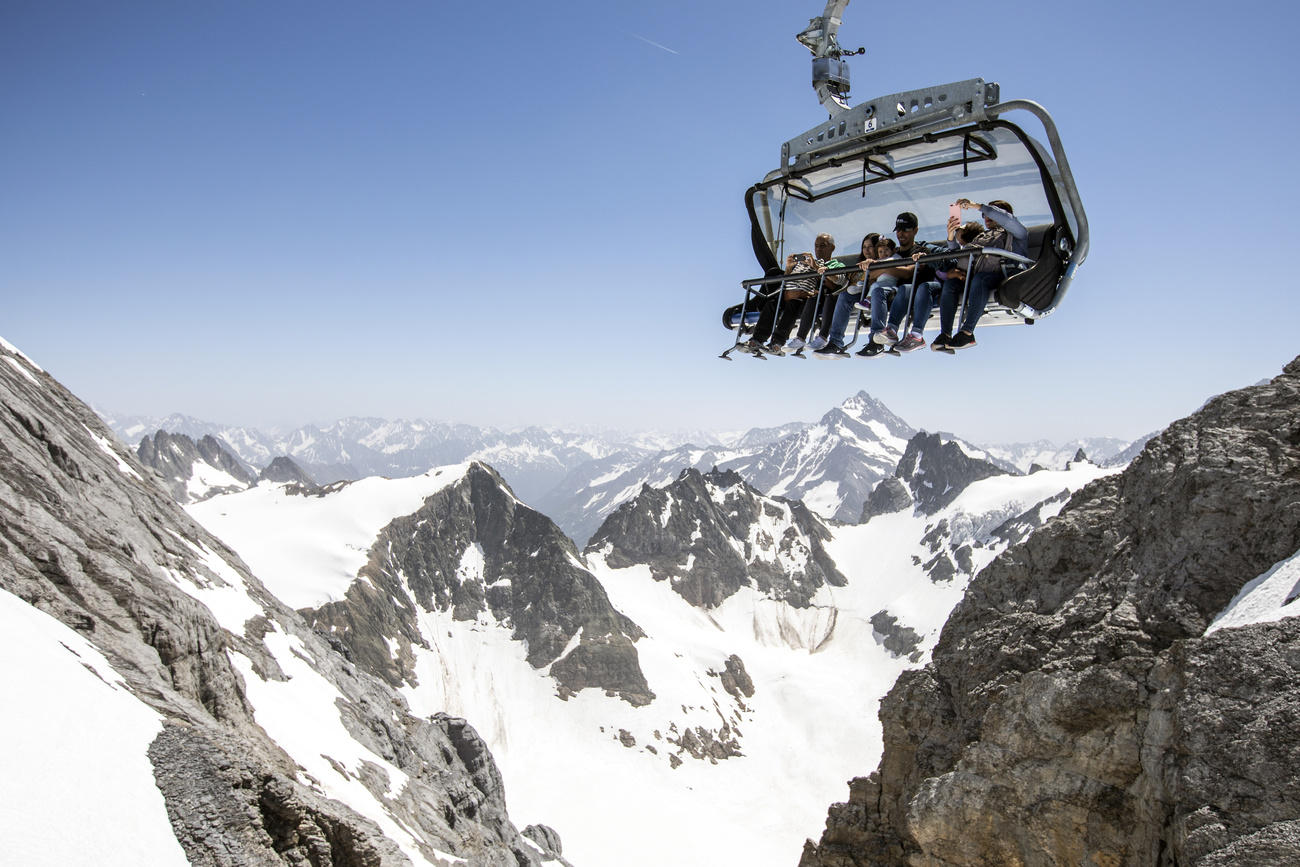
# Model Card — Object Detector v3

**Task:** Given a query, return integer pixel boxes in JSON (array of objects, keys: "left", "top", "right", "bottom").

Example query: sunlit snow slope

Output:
[{"left": 190, "top": 456, "right": 1118, "bottom": 867}]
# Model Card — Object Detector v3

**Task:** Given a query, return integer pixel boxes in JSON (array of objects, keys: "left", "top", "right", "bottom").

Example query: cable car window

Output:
[{"left": 751, "top": 125, "right": 1060, "bottom": 265}]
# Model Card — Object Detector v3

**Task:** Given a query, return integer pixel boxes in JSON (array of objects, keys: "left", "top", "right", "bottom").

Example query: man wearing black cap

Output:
[{"left": 816, "top": 211, "right": 944, "bottom": 358}]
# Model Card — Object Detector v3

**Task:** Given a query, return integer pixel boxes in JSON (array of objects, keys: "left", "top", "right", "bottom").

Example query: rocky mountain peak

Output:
[
  {"left": 258, "top": 454, "right": 316, "bottom": 487},
  {"left": 586, "top": 466, "right": 846, "bottom": 609},
  {"left": 801, "top": 356, "right": 1300, "bottom": 866},
  {"left": 305, "top": 459, "right": 655, "bottom": 706},
  {"left": 136, "top": 429, "right": 258, "bottom": 503},
  {"left": 892, "top": 430, "right": 1010, "bottom": 514}
]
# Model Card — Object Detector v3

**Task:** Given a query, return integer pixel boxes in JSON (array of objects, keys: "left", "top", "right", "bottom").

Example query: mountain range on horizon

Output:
[{"left": 105, "top": 395, "right": 1145, "bottom": 546}]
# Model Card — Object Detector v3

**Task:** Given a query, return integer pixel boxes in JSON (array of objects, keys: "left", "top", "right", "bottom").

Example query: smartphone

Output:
[{"left": 949, "top": 203, "right": 962, "bottom": 223}]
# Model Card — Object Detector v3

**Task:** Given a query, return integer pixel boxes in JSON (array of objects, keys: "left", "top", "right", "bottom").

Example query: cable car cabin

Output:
[{"left": 722, "top": 78, "right": 1088, "bottom": 358}]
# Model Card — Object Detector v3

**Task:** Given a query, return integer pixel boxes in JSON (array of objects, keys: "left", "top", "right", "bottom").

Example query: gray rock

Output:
[
  {"left": 136, "top": 430, "right": 258, "bottom": 503},
  {"left": 306, "top": 461, "right": 654, "bottom": 706},
  {"left": 523, "top": 824, "right": 572, "bottom": 865},
  {"left": 587, "top": 467, "right": 846, "bottom": 609},
  {"left": 800, "top": 356, "right": 1300, "bottom": 866},
  {"left": 893, "top": 431, "right": 1010, "bottom": 515},
  {"left": 258, "top": 455, "right": 317, "bottom": 488},
  {"left": 869, "top": 611, "right": 923, "bottom": 661},
  {"left": 0, "top": 340, "right": 553, "bottom": 866},
  {"left": 719, "top": 654, "right": 755, "bottom": 700},
  {"left": 859, "top": 477, "right": 912, "bottom": 523}
]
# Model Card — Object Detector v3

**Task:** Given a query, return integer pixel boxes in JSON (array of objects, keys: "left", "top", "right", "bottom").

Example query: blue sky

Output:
[{"left": 4, "top": 0, "right": 1297, "bottom": 444}]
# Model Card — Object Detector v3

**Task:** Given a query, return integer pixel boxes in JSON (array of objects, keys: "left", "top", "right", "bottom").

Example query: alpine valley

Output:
[{"left": 6, "top": 333, "right": 1300, "bottom": 866}]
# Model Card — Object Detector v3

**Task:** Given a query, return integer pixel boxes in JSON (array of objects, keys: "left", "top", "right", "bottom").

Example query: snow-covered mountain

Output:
[
  {"left": 0, "top": 338, "right": 564, "bottom": 866},
  {"left": 180, "top": 438, "right": 1117, "bottom": 865},
  {"left": 535, "top": 391, "right": 915, "bottom": 545},
  {"left": 134, "top": 430, "right": 261, "bottom": 503},
  {"left": 106, "top": 413, "right": 647, "bottom": 509},
  {"left": 976, "top": 436, "right": 1131, "bottom": 473}
]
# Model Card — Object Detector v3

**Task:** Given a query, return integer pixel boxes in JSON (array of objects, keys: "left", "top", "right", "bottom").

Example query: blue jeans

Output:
[
  {"left": 826, "top": 286, "right": 868, "bottom": 348},
  {"left": 940, "top": 271, "right": 1003, "bottom": 334},
  {"left": 874, "top": 278, "right": 940, "bottom": 335},
  {"left": 914, "top": 277, "right": 961, "bottom": 336}
]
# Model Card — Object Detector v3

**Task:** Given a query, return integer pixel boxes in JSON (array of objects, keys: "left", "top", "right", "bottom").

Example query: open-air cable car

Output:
[{"left": 722, "top": 0, "right": 1089, "bottom": 359}]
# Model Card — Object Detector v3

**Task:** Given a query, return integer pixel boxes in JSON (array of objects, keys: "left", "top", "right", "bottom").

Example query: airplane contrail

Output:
[{"left": 630, "top": 32, "right": 680, "bottom": 55}]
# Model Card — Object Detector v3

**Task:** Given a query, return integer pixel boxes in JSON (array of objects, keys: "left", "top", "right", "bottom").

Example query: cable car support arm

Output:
[{"left": 796, "top": 0, "right": 863, "bottom": 117}]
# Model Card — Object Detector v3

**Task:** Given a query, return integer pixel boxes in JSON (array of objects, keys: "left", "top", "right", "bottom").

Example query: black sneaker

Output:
[
  {"left": 949, "top": 331, "right": 977, "bottom": 349},
  {"left": 813, "top": 343, "right": 849, "bottom": 359},
  {"left": 856, "top": 342, "right": 884, "bottom": 358},
  {"left": 765, "top": 341, "right": 786, "bottom": 356}
]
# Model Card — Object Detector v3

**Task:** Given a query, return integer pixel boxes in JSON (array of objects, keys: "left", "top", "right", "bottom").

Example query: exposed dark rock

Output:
[
  {"left": 800, "top": 357, "right": 1300, "bottom": 866},
  {"left": 258, "top": 455, "right": 317, "bottom": 488},
  {"left": 523, "top": 824, "right": 571, "bottom": 865},
  {"left": 0, "top": 340, "right": 551, "bottom": 865},
  {"left": 306, "top": 461, "right": 654, "bottom": 706},
  {"left": 586, "top": 467, "right": 846, "bottom": 609},
  {"left": 136, "top": 430, "right": 258, "bottom": 503},
  {"left": 893, "top": 431, "right": 1010, "bottom": 515},
  {"left": 1072, "top": 447, "right": 1088, "bottom": 464},
  {"left": 869, "top": 611, "right": 923, "bottom": 662},
  {"left": 719, "top": 654, "right": 755, "bottom": 700},
  {"left": 668, "top": 723, "right": 743, "bottom": 764},
  {"left": 859, "top": 477, "right": 912, "bottom": 523},
  {"left": 921, "top": 552, "right": 956, "bottom": 584}
]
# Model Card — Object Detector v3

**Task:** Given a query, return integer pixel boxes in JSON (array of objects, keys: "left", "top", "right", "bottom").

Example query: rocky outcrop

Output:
[
  {"left": 587, "top": 468, "right": 847, "bottom": 609},
  {"left": 136, "top": 430, "right": 258, "bottom": 503},
  {"left": 306, "top": 461, "right": 654, "bottom": 706},
  {"left": 258, "top": 455, "right": 317, "bottom": 487},
  {"left": 869, "top": 611, "right": 923, "bottom": 662},
  {"left": 0, "top": 340, "right": 555, "bottom": 865},
  {"left": 800, "top": 358, "right": 1300, "bottom": 866},
  {"left": 859, "top": 477, "right": 912, "bottom": 523},
  {"left": 893, "top": 431, "right": 1010, "bottom": 515}
]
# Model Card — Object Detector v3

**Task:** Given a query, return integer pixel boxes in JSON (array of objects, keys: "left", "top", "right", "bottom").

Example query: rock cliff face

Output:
[
  {"left": 306, "top": 462, "right": 654, "bottom": 706},
  {"left": 587, "top": 467, "right": 846, "bottom": 609},
  {"left": 136, "top": 429, "right": 259, "bottom": 503},
  {"left": 0, "top": 340, "right": 557, "bottom": 865},
  {"left": 800, "top": 358, "right": 1300, "bottom": 866},
  {"left": 259, "top": 455, "right": 317, "bottom": 487},
  {"left": 889, "top": 431, "right": 1010, "bottom": 516}
]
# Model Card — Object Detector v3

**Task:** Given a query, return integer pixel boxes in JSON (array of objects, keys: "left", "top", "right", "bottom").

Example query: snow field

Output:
[
  {"left": 188, "top": 464, "right": 472, "bottom": 608},
  {"left": 0, "top": 588, "right": 188, "bottom": 866},
  {"left": 1208, "top": 546, "right": 1300, "bottom": 634}
]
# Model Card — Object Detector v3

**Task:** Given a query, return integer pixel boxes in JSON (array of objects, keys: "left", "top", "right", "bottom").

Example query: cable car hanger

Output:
[{"left": 722, "top": 0, "right": 1089, "bottom": 360}]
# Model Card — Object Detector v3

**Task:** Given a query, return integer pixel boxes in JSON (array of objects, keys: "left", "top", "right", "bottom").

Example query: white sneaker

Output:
[
  {"left": 784, "top": 337, "right": 805, "bottom": 352},
  {"left": 808, "top": 335, "right": 828, "bottom": 351}
]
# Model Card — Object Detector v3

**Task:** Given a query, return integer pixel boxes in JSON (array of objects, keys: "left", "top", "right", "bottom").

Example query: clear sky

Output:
[{"left": 4, "top": 0, "right": 1297, "bottom": 445}]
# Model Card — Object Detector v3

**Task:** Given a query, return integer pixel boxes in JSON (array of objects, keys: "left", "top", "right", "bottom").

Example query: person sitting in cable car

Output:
[
  {"left": 819, "top": 212, "right": 945, "bottom": 358},
  {"left": 897, "top": 219, "right": 984, "bottom": 352},
  {"left": 933, "top": 198, "right": 1029, "bottom": 350},
  {"left": 806, "top": 233, "right": 879, "bottom": 352},
  {"left": 742, "top": 233, "right": 846, "bottom": 355},
  {"left": 789, "top": 233, "right": 870, "bottom": 353}
]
